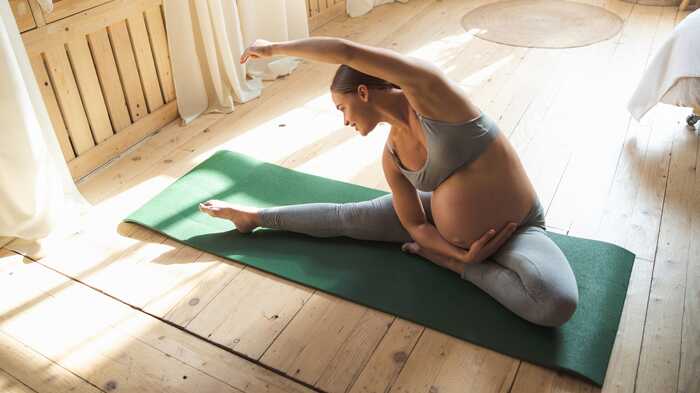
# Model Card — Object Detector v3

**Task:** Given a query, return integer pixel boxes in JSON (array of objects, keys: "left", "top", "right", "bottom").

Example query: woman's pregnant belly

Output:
[{"left": 430, "top": 151, "right": 536, "bottom": 249}]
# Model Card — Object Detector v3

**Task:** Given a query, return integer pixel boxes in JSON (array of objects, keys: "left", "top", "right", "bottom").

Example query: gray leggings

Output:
[{"left": 259, "top": 193, "right": 578, "bottom": 327}]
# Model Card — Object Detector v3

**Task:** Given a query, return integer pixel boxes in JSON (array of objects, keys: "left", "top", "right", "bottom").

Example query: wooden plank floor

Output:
[{"left": 2, "top": 1, "right": 699, "bottom": 392}]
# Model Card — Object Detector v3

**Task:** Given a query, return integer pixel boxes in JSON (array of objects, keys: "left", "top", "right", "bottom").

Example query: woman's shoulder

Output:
[{"left": 404, "top": 80, "right": 481, "bottom": 124}]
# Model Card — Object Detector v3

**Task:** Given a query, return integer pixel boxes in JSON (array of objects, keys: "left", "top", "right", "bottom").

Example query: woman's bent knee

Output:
[{"left": 536, "top": 292, "right": 578, "bottom": 327}]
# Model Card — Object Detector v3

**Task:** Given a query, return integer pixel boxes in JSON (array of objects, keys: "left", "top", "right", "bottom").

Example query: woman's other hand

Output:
[
  {"left": 240, "top": 39, "right": 275, "bottom": 63},
  {"left": 460, "top": 223, "right": 518, "bottom": 264},
  {"left": 400, "top": 222, "right": 518, "bottom": 274},
  {"left": 401, "top": 224, "right": 519, "bottom": 265}
]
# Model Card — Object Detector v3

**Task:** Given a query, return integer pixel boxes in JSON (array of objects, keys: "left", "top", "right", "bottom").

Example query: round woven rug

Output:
[{"left": 461, "top": 0, "right": 624, "bottom": 49}]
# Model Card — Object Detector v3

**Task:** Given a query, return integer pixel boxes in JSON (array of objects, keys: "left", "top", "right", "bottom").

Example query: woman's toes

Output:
[
  {"left": 401, "top": 242, "right": 421, "bottom": 254},
  {"left": 199, "top": 202, "right": 226, "bottom": 218}
]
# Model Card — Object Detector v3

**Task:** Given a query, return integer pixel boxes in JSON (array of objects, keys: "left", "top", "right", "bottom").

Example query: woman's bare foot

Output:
[{"left": 199, "top": 200, "right": 260, "bottom": 233}]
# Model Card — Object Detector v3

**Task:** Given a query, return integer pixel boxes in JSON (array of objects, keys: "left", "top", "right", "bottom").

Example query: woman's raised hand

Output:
[
  {"left": 460, "top": 223, "right": 518, "bottom": 264},
  {"left": 240, "top": 39, "right": 275, "bottom": 63}
]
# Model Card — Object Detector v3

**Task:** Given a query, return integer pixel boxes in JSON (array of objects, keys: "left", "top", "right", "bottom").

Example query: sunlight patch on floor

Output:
[
  {"left": 214, "top": 95, "right": 353, "bottom": 165},
  {"left": 295, "top": 123, "right": 390, "bottom": 181},
  {"left": 457, "top": 54, "right": 514, "bottom": 86}
]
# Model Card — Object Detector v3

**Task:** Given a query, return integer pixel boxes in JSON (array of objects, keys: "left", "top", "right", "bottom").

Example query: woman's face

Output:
[{"left": 331, "top": 86, "right": 380, "bottom": 136}]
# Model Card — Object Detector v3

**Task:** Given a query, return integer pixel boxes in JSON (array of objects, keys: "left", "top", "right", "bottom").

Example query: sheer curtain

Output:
[
  {"left": 347, "top": 0, "right": 408, "bottom": 17},
  {"left": 0, "top": 1, "right": 86, "bottom": 254},
  {"left": 164, "top": 0, "right": 309, "bottom": 124}
]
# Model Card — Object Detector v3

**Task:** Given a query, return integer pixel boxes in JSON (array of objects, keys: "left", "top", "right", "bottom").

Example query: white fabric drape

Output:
[
  {"left": 164, "top": 0, "right": 309, "bottom": 124},
  {"left": 0, "top": 1, "right": 85, "bottom": 243},
  {"left": 347, "top": 0, "right": 408, "bottom": 17},
  {"left": 628, "top": 9, "right": 700, "bottom": 121}
]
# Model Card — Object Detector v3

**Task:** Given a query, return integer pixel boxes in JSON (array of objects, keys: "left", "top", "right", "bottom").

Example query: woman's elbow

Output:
[{"left": 332, "top": 39, "right": 354, "bottom": 64}]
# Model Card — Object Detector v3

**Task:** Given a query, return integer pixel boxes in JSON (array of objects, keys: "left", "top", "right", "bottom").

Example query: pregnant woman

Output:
[{"left": 200, "top": 38, "right": 578, "bottom": 327}]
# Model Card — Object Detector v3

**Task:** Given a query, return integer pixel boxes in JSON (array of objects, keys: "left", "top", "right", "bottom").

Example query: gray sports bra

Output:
[{"left": 387, "top": 111, "right": 500, "bottom": 191}]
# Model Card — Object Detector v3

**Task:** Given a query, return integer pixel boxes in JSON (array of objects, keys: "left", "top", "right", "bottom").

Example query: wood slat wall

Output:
[
  {"left": 9, "top": 0, "right": 36, "bottom": 32},
  {"left": 306, "top": 0, "right": 346, "bottom": 30},
  {"left": 11, "top": 0, "right": 339, "bottom": 180},
  {"left": 38, "top": 0, "right": 114, "bottom": 24},
  {"left": 18, "top": 0, "right": 178, "bottom": 180}
]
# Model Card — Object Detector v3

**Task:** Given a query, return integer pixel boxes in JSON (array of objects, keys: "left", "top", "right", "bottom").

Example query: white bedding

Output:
[{"left": 628, "top": 9, "right": 700, "bottom": 121}]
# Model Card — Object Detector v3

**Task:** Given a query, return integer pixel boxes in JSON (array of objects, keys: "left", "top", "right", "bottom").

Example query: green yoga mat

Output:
[{"left": 126, "top": 150, "right": 634, "bottom": 386}]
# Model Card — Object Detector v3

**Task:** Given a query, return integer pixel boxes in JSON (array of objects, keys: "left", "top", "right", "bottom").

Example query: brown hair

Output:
[{"left": 330, "top": 65, "right": 399, "bottom": 94}]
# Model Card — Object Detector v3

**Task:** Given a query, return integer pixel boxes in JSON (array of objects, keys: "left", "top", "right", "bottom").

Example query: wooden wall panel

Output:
[
  {"left": 144, "top": 5, "right": 175, "bottom": 103},
  {"left": 68, "top": 101, "right": 177, "bottom": 180},
  {"left": 21, "top": 0, "right": 162, "bottom": 57},
  {"left": 307, "top": 0, "right": 346, "bottom": 31},
  {"left": 29, "top": 55, "right": 75, "bottom": 161},
  {"left": 127, "top": 14, "right": 164, "bottom": 112},
  {"left": 44, "top": 0, "right": 114, "bottom": 23},
  {"left": 18, "top": 0, "right": 178, "bottom": 180},
  {"left": 12, "top": 0, "right": 339, "bottom": 179},
  {"left": 25, "top": 0, "right": 46, "bottom": 27},
  {"left": 312, "top": 0, "right": 321, "bottom": 16},
  {"left": 87, "top": 28, "right": 132, "bottom": 132},
  {"left": 43, "top": 47, "right": 95, "bottom": 155},
  {"left": 108, "top": 20, "right": 148, "bottom": 123},
  {"left": 9, "top": 0, "right": 36, "bottom": 32},
  {"left": 66, "top": 37, "right": 113, "bottom": 143}
]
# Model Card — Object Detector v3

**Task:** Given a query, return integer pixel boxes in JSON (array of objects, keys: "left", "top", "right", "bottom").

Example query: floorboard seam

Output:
[
  {"left": 632, "top": 122, "right": 677, "bottom": 393},
  {"left": 0, "top": 329, "right": 108, "bottom": 393},
  {"left": 675, "top": 131, "right": 700, "bottom": 393},
  {"left": 338, "top": 311, "right": 394, "bottom": 393},
  {"left": 505, "top": 361, "right": 522, "bottom": 393},
  {"left": 0, "top": 364, "right": 42, "bottom": 393}
]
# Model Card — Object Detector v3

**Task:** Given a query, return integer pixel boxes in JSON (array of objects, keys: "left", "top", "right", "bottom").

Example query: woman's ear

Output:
[{"left": 357, "top": 85, "right": 369, "bottom": 102}]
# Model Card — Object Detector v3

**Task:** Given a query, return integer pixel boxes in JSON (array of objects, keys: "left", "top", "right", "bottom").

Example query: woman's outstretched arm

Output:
[
  {"left": 241, "top": 38, "right": 477, "bottom": 122},
  {"left": 241, "top": 37, "right": 437, "bottom": 91}
]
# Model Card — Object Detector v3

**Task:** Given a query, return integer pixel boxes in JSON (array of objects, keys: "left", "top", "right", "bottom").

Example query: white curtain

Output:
[
  {"left": 164, "top": 0, "right": 309, "bottom": 124},
  {"left": 0, "top": 1, "right": 85, "bottom": 246},
  {"left": 347, "top": 0, "right": 408, "bottom": 17}
]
